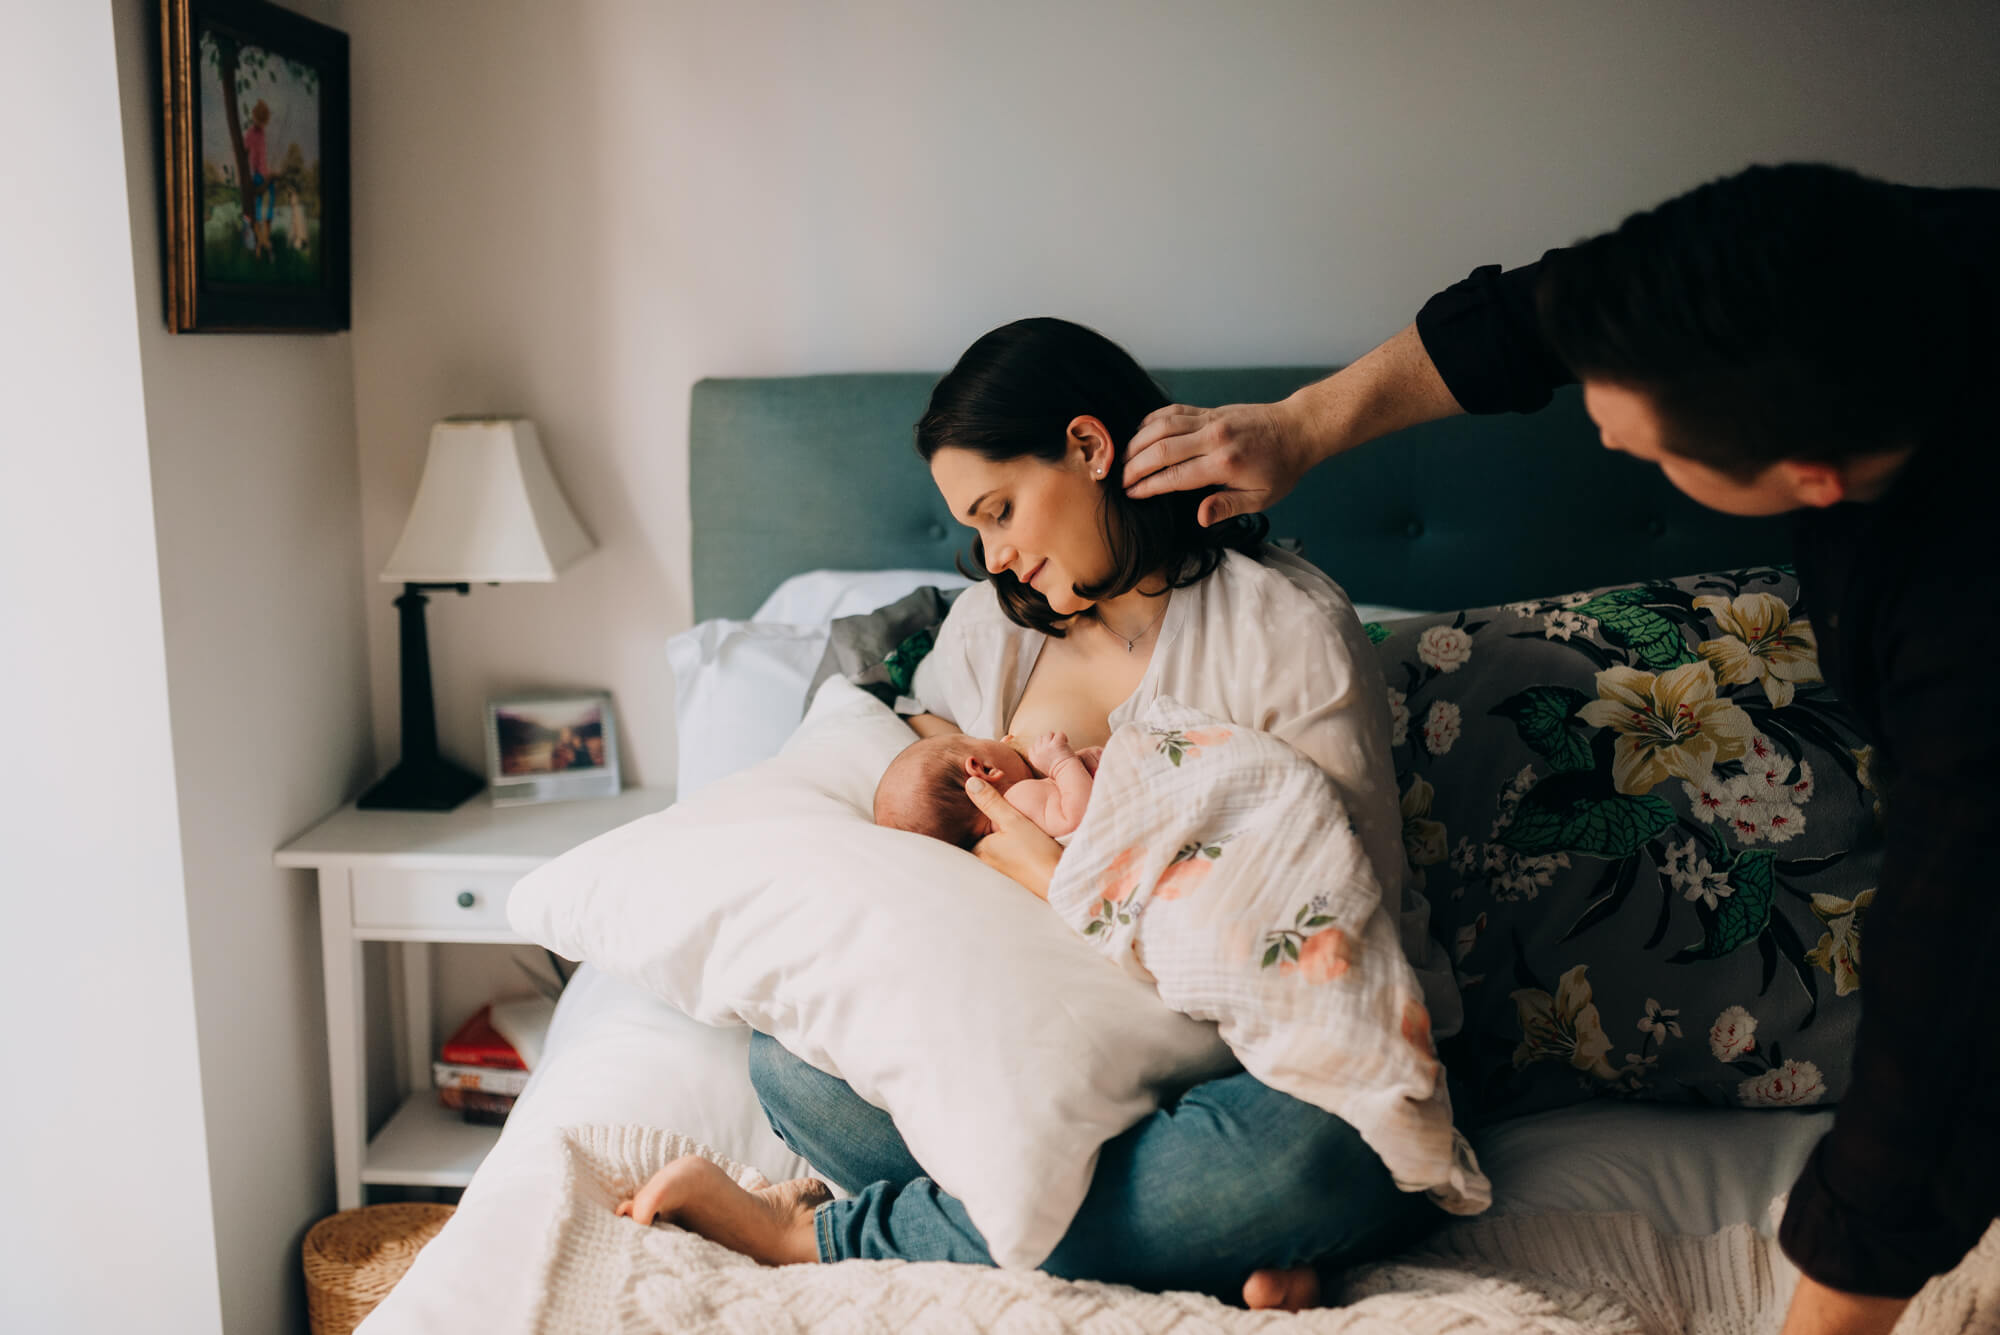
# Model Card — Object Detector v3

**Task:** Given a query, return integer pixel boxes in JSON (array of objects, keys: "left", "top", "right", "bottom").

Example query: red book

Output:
[{"left": 439, "top": 1004, "right": 527, "bottom": 1070}]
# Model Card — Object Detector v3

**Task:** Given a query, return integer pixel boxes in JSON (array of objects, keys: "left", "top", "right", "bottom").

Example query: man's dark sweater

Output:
[{"left": 1413, "top": 183, "right": 2000, "bottom": 1298}]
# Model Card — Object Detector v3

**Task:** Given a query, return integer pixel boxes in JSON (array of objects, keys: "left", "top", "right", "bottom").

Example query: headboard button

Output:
[
  {"left": 1403, "top": 518, "right": 1424, "bottom": 539},
  {"left": 926, "top": 522, "right": 946, "bottom": 541},
  {"left": 1646, "top": 517, "right": 1667, "bottom": 537}
]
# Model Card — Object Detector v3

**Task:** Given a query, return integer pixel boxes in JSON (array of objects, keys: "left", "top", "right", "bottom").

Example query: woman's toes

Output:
[{"left": 1243, "top": 1265, "right": 1320, "bottom": 1311}]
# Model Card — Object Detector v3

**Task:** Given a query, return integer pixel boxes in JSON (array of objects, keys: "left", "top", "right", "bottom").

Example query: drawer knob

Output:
[{"left": 456, "top": 891, "right": 476, "bottom": 909}]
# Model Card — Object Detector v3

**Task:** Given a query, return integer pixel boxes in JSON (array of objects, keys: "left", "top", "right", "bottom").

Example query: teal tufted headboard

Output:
[{"left": 689, "top": 369, "right": 1787, "bottom": 622}]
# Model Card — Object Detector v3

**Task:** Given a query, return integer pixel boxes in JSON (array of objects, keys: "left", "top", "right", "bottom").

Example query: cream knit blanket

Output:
[{"left": 532, "top": 1126, "right": 2000, "bottom": 1335}]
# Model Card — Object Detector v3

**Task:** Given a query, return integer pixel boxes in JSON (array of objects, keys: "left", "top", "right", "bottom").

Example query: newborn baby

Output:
[{"left": 874, "top": 730, "right": 1100, "bottom": 848}]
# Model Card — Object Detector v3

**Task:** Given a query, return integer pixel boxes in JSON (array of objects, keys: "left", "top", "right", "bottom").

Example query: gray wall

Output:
[
  {"left": 108, "top": 1, "right": 376, "bottom": 1330},
  {"left": 345, "top": 0, "right": 2000, "bottom": 790}
]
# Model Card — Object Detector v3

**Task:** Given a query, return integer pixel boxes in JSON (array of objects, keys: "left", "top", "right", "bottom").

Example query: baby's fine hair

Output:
[{"left": 875, "top": 738, "right": 984, "bottom": 850}]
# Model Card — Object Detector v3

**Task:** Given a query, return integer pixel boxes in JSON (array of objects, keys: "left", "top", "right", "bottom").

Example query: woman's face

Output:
[{"left": 930, "top": 421, "right": 1113, "bottom": 617}]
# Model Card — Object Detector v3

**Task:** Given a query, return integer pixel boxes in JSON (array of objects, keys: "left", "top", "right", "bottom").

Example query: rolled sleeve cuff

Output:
[
  {"left": 1780, "top": 1136, "right": 1990, "bottom": 1299},
  {"left": 1414, "top": 259, "right": 1576, "bottom": 416}
]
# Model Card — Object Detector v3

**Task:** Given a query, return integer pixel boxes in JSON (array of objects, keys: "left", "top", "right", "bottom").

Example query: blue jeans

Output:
[{"left": 747, "top": 1031, "right": 1445, "bottom": 1303}]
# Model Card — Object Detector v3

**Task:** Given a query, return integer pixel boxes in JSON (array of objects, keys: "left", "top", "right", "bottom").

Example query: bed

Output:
[{"left": 357, "top": 369, "right": 1992, "bottom": 1333}]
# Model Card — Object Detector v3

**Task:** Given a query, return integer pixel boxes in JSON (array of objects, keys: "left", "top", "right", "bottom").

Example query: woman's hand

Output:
[
  {"left": 965, "top": 776, "right": 1061, "bottom": 901},
  {"left": 1121, "top": 398, "right": 1321, "bottom": 527}
]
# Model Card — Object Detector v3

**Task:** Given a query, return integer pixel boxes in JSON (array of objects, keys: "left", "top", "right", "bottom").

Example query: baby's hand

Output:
[
  {"left": 1076, "top": 745, "right": 1104, "bottom": 777},
  {"left": 1028, "top": 730, "right": 1074, "bottom": 775}
]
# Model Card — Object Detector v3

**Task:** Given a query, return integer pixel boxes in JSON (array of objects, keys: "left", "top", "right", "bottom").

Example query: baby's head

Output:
[{"left": 873, "top": 734, "right": 1032, "bottom": 849}]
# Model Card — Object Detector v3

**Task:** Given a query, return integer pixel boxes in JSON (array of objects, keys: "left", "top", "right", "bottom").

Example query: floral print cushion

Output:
[{"left": 1370, "top": 566, "right": 1880, "bottom": 1125}]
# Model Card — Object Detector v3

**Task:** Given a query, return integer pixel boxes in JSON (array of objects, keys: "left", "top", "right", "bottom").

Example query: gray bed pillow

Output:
[
  {"left": 1369, "top": 566, "right": 1879, "bottom": 1125},
  {"left": 806, "top": 585, "right": 962, "bottom": 712}
]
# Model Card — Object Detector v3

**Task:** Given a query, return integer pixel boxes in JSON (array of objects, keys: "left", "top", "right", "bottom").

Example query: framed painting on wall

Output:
[{"left": 160, "top": 0, "right": 349, "bottom": 332}]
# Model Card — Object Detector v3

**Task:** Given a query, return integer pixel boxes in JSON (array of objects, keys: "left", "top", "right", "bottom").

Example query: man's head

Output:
[
  {"left": 1538, "top": 164, "right": 1969, "bottom": 514},
  {"left": 873, "top": 734, "right": 1032, "bottom": 849}
]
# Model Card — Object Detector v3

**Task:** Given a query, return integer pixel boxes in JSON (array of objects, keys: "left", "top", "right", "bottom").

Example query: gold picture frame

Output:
[{"left": 160, "top": 0, "right": 349, "bottom": 332}]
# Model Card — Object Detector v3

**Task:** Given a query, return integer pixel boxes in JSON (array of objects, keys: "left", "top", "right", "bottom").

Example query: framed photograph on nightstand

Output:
[{"left": 483, "top": 692, "right": 621, "bottom": 807}]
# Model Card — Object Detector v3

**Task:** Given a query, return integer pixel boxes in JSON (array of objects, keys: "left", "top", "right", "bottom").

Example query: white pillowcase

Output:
[
  {"left": 508, "top": 677, "right": 1237, "bottom": 1270},
  {"left": 665, "top": 619, "right": 827, "bottom": 798},
  {"left": 752, "top": 568, "right": 970, "bottom": 628},
  {"left": 1351, "top": 603, "right": 1429, "bottom": 624}
]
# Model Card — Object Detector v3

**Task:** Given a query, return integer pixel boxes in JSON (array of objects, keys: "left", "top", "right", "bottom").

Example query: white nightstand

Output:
[{"left": 278, "top": 787, "right": 673, "bottom": 1208}]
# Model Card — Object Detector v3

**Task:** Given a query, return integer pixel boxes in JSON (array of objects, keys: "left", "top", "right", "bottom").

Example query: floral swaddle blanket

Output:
[{"left": 1046, "top": 696, "right": 1492, "bottom": 1215}]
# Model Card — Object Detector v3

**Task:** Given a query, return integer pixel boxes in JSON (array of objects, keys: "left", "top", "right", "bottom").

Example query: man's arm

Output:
[
  {"left": 1122, "top": 323, "right": 1466, "bottom": 526},
  {"left": 1123, "top": 256, "right": 1578, "bottom": 526}
]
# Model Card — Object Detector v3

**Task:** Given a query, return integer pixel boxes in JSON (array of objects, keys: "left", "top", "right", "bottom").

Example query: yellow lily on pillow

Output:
[
  {"left": 1578, "top": 662, "right": 1756, "bottom": 795},
  {"left": 1693, "top": 592, "right": 1822, "bottom": 707}
]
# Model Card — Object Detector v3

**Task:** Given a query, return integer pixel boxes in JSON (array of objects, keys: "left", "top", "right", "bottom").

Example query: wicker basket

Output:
[{"left": 303, "top": 1202, "right": 455, "bottom": 1335}]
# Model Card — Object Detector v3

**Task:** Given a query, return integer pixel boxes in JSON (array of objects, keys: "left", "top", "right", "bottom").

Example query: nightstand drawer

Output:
[{"left": 351, "top": 870, "right": 520, "bottom": 932}]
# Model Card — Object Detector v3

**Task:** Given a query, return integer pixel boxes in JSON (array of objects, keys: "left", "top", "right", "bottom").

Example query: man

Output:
[{"left": 1119, "top": 164, "right": 1998, "bottom": 1333}]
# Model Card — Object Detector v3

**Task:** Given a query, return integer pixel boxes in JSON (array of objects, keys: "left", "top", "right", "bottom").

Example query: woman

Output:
[{"left": 621, "top": 318, "right": 1463, "bottom": 1310}]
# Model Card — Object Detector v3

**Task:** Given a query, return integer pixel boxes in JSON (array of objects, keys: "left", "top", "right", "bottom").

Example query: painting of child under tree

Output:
[{"left": 199, "top": 26, "right": 321, "bottom": 285}]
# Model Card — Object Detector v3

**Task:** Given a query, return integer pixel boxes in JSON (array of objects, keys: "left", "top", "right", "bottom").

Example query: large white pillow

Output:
[
  {"left": 508, "top": 677, "right": 1237, "bottom": 1270},
  {"left": 665, "top": 618, "right": 827, "bottom": 798},
  {"left": 751, "top": 568, "right": 970, "bottom": 627}
]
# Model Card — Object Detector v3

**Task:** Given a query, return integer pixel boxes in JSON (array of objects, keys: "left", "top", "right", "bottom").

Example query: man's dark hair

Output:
[
  {"left": 1537, "top": 163, "right": 1970, "bottom": 479},
  {"left": 916, "top": 317, "right": 1268, "bottom": 635}
]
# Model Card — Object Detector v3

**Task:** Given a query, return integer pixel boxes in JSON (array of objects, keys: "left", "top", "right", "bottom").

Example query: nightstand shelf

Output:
[
  {"left": 280, "top": 786, "right": 673, "bottom": 1208},
  {"left": 362, "top": 1093, "right": 504, "bottom": 1189}
]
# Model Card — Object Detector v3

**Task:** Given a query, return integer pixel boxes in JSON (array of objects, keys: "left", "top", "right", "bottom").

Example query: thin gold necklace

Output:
[{"left": 1098, "top": 596, "right": 1168, "bottom": 653}]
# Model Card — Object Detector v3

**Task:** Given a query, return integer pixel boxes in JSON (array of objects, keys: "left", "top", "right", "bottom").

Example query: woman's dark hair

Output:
[
  {"left": 1536, "top": 163, "right": 1971, "bottom": 480},
  {"left": 916, "top": 317, "right": 1268, "bottom": 635}
]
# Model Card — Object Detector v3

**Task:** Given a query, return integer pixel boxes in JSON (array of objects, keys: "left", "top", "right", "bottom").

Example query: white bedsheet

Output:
[
  {"left": 357, "top": 968, "right": 811, "bottom": 1335},
  {"left": 362, "top": 968, "right": 1834, "bottom": 1334}
]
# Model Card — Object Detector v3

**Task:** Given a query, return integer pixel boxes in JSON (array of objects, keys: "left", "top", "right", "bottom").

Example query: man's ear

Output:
[{"left": 1781, "top": 461, "right": 1847, "bottom": 509}]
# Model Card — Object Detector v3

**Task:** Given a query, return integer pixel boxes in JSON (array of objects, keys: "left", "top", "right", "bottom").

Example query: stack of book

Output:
[{"left": 434, "top": 1004, "right": 528, "bottom": 1126}]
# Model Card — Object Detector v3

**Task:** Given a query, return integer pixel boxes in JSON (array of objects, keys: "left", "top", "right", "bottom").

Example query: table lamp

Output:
[{"left": 358, "top": 417, "right": 595, "bottom": 810}]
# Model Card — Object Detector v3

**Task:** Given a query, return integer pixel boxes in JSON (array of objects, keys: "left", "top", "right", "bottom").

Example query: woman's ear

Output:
[{"left": 1065, "top": 415, "right": 1115, "bottom": 480}]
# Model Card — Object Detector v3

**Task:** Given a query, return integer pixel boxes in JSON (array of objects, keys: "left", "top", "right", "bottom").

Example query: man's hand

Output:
[
  {"left": 1121, "top": 324, "right": 1465, "bottom": 526},
  {"left": 1121, "top": 399, "right": 1319, "bottom": 527},
  {"left": 965, "top": 776, "right": 1061, "bottom": 901},
  {"left": 1777, "top": 1273, "right": 1909, "bottom": 1335}
]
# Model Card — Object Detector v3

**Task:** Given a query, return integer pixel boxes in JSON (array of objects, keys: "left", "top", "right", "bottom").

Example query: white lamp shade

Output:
[{"left": 381, "top": 418, "right": 595, "bottom": 583}]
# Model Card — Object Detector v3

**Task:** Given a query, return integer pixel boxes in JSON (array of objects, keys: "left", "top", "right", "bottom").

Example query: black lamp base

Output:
[{"left": 357, "top": 756, "right": 485, "bottom": 811}]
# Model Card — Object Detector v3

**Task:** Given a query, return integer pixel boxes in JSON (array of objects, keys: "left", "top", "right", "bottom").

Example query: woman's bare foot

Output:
[
  {"left": 615, "top": 1156, "right": 829, "bottom": 1265},
  {"left": 1243, "top": 1265, "right": 1320, "bottom": 1311}
]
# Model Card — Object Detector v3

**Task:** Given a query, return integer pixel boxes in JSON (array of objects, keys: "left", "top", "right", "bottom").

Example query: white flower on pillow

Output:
[
  {"left": 1683, "top": 772, "right": 1730, "bottom": 824},
  {"left": 1637, "top": 998, "right": 1682, "bottom": 1040},
  {"left": 1542, "top": 609, "right": 1593, "bottom": 641},
  {"left": 1417, "top": 625, "right": 1474, "bottom": 673},
  {"left": 1709, "top": 1005, "right": 1758, "bottom": 1061},
  {"left": 1739, "top": 1058, "right": 1826, "bottom": 1107},
  {"left": 1761, "top": 802, "right": 1807, "bottom": 845},
  {"left": 1422, "top": 699, "right": 1462, "bottom": 756},
  {"left": 1386, "top": 687, "right": 1410, "bottom": 748}
]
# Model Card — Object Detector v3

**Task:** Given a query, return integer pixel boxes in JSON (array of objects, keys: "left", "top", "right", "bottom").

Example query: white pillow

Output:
[
  {"left": 1351, "top": 603, "right": 1429, "bottom": 624},
  {"left": 665, "top": 619, "right": 826, "bottom": 798},
  {"left": 508, "top": 677, "right": 1237, "bottom": 1270},
  {"left": 752, "top": 568, "right": 971, "bottom": 628}
]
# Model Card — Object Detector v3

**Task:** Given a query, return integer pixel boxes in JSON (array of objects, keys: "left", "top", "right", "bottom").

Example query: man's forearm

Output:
[{"left": 1283, "top": 323, "right": 1465, "bottom": 467}]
